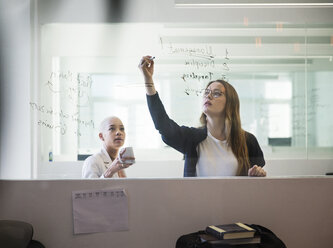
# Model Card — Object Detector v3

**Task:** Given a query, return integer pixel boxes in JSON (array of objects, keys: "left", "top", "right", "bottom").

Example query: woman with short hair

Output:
[{"left": 82, "top": 116, "right": 135, "bottom": 178}]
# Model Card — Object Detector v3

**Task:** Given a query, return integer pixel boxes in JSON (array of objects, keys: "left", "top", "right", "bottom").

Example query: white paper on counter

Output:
[{"left": 72, "top": 188, "right": 128, "bottom": 234}]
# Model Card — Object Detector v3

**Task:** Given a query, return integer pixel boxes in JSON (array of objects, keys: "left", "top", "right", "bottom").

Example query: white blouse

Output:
[
  {"left": 82, "top": 147, "right": 119, "bottom": 178},
  {"left": 196, "top": 131, "right": 238, "bottom": 177}
]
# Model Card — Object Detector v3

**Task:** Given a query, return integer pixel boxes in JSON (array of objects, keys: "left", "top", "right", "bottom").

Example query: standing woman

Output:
[
  {"left": 139, "top": 56, "right": 266, "bottom": 177},
  {"left": 82, "top": 116, "right": 135, "bottom": 178}
]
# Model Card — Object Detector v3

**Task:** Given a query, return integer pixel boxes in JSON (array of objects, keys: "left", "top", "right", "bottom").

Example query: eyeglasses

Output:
[{"left": 203, "top": 89, "right": 225, "bottom": 98}]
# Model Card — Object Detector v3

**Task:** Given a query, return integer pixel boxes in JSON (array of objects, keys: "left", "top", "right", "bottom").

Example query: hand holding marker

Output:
[{"left": 148, "top": 56, "right": 155, "bottom": 67}]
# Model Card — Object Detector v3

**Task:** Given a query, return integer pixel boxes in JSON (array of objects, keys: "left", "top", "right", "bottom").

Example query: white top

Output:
[
  {"left": 196, "top": 131, "right": 238, "bottom": 177},
  {"left": 82, "top": 147, "right": 119, "bottom": 178}
]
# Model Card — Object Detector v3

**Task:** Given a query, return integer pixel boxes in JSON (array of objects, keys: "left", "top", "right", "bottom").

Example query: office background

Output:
[{"left": 0, "top": 1, "right": 333, "bottom": 248}]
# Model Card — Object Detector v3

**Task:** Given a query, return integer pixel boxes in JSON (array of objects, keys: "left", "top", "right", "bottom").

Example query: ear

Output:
[{"left": 98, "top": 133, "right": 104, "bottom": 141}]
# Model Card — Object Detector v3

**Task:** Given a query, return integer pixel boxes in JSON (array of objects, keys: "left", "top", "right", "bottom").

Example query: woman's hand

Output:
[
  {"left": 138, "top": 55, "right": 154, "bottom": 79},
  {"left": 118, "top": 147, "right": 135, "bottom": 165},
  {"left": 248, "top": 165, "right": 267, "bottom": 177},
  {"left": 138, "top": 55, "right": 156, "bottom": 95},
  {"left": 103, "top": 152, "right": 133, "bottom": 178}
]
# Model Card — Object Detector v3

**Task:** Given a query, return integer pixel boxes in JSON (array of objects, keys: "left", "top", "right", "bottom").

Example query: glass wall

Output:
[{"left": 32, "top": 23, "right": 333, "bottom": 171}]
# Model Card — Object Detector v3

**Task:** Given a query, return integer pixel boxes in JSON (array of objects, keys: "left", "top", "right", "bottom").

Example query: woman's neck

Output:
[
  {"left": 206, "top": 115, "right": 226, "bottom": 141},
  {"left": 104, "top": 145, "right": 119, "bottom": 161}
]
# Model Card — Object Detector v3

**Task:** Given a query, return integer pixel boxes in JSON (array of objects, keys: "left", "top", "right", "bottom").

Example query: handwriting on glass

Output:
[
  {"left": 159, "top": 37, "right": 230, "bottom": 96},
  {"left": 45, "top": 72, "right": 92, "bottom": 106}
]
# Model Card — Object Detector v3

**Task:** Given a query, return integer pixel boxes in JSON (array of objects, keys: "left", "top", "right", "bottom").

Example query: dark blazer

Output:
[{"left": 147, "top": 92, "right": 265, "bottom": 177}]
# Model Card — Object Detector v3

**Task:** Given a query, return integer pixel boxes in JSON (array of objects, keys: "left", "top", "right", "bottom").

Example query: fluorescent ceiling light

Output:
[{"left": 175, "top": 0, "right": 333, "bottom": 8}]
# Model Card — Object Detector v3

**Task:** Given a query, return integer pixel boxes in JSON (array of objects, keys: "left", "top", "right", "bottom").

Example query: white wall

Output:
[
  {"left": 0, "top": 0, "right": 32, "bottom": 179},
  {"left": 1, "top": 177, "right": 332, "bottom": 248}
]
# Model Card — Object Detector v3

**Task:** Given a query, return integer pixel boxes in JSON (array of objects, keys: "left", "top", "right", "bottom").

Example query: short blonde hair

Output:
[{"left": 99, "top": 116, "right": 121, "bottom": 133}]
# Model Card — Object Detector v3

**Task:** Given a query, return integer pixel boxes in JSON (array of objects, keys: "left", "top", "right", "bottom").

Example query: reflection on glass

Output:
[{"left": 36, "top": 23, "right": 333, "bottom": 178}]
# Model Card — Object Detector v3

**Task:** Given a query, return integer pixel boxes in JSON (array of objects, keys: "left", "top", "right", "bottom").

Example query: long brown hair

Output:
[{"left": 200, "top": 80, "right": 250, "bottom": 176}]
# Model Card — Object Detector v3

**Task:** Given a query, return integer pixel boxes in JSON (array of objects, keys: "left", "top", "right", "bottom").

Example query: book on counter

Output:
[
  {"left": 205, "top": 222, "right": 256, "bottom": 240},
  {"left": 200, "top": 233, "right": 261, "bottom": 245}
]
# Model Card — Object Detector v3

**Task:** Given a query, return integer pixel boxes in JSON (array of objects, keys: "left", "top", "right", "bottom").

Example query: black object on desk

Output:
[{"left": 175, "top": 224, "right": 286, "bottom": 248}]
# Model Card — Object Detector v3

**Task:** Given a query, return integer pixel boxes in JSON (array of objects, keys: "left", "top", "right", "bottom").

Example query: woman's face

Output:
[
  {"left": 100, "top": 117, "right": 126, "bottom": 150},
  {"left": 202, "top": 81, "right": 227, "bottom": 118}
]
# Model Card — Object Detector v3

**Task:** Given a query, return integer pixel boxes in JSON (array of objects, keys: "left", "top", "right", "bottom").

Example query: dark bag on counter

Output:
[{"left": 175, "top": 224, "right": 286, "bottom": 248}]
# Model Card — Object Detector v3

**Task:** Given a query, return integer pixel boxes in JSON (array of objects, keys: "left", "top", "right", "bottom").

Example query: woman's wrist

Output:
[
  {"left": 145, "top": 77, "right": 156, "bottom": 95},
  {"left": 104, "top": 170, "right": 114, "bottom": 178},
  {"left": 104, "top": 165, "right": 118, "bottom": 178}
]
